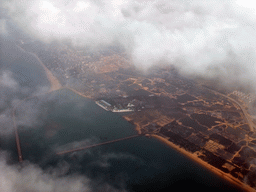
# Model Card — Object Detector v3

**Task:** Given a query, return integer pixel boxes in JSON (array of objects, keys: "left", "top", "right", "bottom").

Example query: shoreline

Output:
[
  {"left": 151, "top": 134, "right": 255, "bottom": 192},
  {"left": 122, "top": 116, "right": 142, "bottom": 134},
  {"left": 65, "top": 87, "right": 91, "bottom": 99},
  {"left": 16, "top": 44, "right": 62, "bottom": 92}
]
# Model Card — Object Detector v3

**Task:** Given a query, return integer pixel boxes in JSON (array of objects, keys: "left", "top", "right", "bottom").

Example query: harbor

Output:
[{"left": 95, "top": 99, "right": 134, "bottom": 112}]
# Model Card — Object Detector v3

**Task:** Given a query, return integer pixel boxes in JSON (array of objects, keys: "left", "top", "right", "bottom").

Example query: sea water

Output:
[
  {"left": 0, "top": 41, "right": 242, "bottom": 191},
  {"left": 10, "top": 89, "right": 242, "bottom": 192}
]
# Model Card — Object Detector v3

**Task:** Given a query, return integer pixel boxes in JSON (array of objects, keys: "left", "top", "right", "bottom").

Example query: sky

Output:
[{"left": 1, "top": 0, "right": 256, "bottom": 191}]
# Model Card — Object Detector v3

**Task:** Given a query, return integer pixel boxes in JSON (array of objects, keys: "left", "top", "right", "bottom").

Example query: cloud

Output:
[
  {"left": 0, "top": 69, "right": 130, "bottom": 191},
  {"left": 0, "top": 71, "right": 20, "bottom": 135},
  {"left": 0, "top": 39, "right": 55, "bottom": 135},
  {"left": 0, "top": 70, "right": 44, "bottom": 135},
  {"left": 2, "top": 0, "right": 256, "bottom": 91},
  {"left": 0, "top": 151, "right": 129, "bottom": 192},
  {"left": 0, "top": 71, "right": 18, "bottom": 109},
  {"left": 0, "top": 151, "right": 91, "bottom": 192},
  {"left": 0, "top": 19, "right": 8, "bottom": 36},
  {"left": 55, "top": 137, "right": 98, "bottom": 155},
  {"left": 0, "top": 71, "right": 18, "bottom": 89}
]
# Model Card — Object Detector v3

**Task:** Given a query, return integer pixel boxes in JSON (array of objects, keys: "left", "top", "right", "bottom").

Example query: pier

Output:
[
  {"left": 12, "top": 107, "right": 23, "bottom": 162},
  {"left": 56, "top": 135, "right": 141, "bottom": 155}
]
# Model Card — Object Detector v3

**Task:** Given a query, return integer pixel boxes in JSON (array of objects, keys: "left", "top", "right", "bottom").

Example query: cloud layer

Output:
[
  {"left": 0, "top": 151, "right": 91, "bottom": 192},
  {"left": 2, "top": 0, "right": 256, "bottom": 91}
]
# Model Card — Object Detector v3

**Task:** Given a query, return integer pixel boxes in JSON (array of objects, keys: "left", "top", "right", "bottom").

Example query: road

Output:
[{"left": 57, "top": 135, "right": 140, "bottom": 155}]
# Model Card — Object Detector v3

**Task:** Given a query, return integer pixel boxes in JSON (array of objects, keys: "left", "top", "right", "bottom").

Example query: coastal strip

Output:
[{"left": 151, "top": 134, "right": 255, "bottom": 192}]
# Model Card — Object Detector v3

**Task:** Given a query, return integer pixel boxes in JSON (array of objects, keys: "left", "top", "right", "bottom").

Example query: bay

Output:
[{"left": 10, "top": 89, "right": 242, "bottom": 192}]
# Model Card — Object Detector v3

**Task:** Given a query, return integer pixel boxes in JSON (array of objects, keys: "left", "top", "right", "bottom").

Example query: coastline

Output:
[
  {"left": 16, "top": 44, "right": 62, "bottom": 92},
  {"left": 122, "top": 116, "right": 142, "bottom": 134},
  {"left": 151, "top": 134, "right": 255, "bottom": 192},
  {"left": 36, "top": 55, "right": 62, "bottom": 92},
  {"left": 65, "top": 87, "right": 91, "bottom": 99}
]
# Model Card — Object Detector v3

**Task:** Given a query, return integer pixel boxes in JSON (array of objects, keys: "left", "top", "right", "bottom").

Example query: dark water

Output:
[
  {"left": 2, "top": 89, "right": 241, "bottom": 192},
  {"left": 0, "top": 41, "right": 243, "bottom": 192},
  {"left": 0, "top": 40, "right": 50, "bottom": 90}
]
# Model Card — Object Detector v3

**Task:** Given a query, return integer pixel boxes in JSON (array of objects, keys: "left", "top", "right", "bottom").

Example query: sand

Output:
[{"left": 151, "top": 134, "right": 256, "bottom": 192}]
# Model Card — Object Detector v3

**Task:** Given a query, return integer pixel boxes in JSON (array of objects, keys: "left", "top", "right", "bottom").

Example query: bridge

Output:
[{"left": 56, "top": 135, "right": 141, "bottom": 155}]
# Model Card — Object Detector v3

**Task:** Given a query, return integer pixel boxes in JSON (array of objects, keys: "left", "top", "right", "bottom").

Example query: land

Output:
[{"left": 16, "top": 39, "right": 256, "bottom": 191}]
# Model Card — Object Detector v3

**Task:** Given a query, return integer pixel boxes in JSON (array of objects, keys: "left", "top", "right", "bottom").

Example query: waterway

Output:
[{"left": 0, "top": 40, "right": 243, "bottom": 192}]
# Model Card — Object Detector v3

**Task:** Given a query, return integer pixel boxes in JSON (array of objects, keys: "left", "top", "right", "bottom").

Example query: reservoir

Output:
[{"left": 0, "top": 41, "right": 242, "bottom": 192}]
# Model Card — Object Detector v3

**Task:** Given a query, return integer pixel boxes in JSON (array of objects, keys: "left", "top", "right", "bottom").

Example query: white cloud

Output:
[
  {"left": 1, "top": 0, "right": 256, "bottom": 110},
  {"left": 0, "top": 152, "right": 91, "bottom": 192},
  {"left": 2, "top": 0, "right": 256, "bottom": 88},
  {"left": 0, "top": 150, "right": 129, "bottom": 192},
  {"left": 0, "top": 19, "right": 8, "bottom": 36},
  {"left": 0, "top": 71, "right": 18, "bottom": 90}
]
